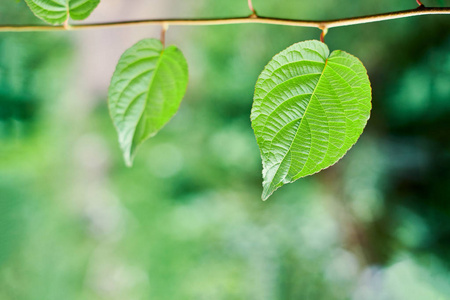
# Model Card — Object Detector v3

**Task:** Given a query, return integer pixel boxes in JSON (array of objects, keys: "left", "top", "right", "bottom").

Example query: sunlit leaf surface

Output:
[{"left": 252, "top": 40, "right": 371, "bottom": 200}]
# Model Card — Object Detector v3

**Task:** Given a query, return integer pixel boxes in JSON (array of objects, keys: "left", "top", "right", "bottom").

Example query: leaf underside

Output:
[
  {"left": 251, "top": 40, "right": 372, "bottom": 200},
  {"left": 25, "top": 0, "right": 100, "bottom": 25},
  {"left": 108, "top": 38, "right": 189, "bottom": 166}
]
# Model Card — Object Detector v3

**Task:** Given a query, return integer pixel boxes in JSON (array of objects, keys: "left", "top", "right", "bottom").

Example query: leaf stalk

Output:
[
  {"left": 247, "top": 0, "right": 258, "bottom": 18},
  {"left": 320, "top": 27, "right": 328, "bottom": 43},
  {"left": 161, "top": 22, "right": 168, "bottom": 47}
]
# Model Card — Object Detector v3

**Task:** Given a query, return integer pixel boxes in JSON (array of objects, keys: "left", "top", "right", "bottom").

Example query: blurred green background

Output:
[{"left": 1, "top": 0, "right": 450, "bottom": 299}]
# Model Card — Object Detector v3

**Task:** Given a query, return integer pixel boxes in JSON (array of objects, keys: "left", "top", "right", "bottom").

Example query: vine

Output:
[
  {"left": 4, "top": 0, "right": 450, "bottom": 200},
  {"left": 1, "top": 6, "right": 449, "bottom": 32}
]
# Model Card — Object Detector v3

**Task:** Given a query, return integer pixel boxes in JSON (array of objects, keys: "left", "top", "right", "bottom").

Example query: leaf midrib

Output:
[
  {"left": 131, "top": 48, "right": 166, "bottom": 147},
  {"left": 264, "top": 58, "right": 329, "bottom": 196}
]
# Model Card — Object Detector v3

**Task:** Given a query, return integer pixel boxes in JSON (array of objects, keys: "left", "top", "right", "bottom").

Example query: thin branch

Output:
[{"left": 0, "top": 6, "right": 448, "bottom": 32}]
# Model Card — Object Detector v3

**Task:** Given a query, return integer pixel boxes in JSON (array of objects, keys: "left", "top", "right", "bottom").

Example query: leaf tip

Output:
[
  {"left": 261, "top": 184, "right": 275, "bottom": 201},
  {"left": 123, "top": 152, "right": 134, "bottom": 168}
]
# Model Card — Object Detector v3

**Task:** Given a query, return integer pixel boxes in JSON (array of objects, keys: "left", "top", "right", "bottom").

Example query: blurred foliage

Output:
[{"left": 0, "top": 0, "right": 449, "bottom": 299}]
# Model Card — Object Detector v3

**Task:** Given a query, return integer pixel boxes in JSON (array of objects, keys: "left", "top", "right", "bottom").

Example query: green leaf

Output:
[
  {"left": 108, "top": 38, "right": 189, "bottom": 166},
  {"left": 251, "top": 40, "right": 371, "bottom": 200},
  {"left": 24, "top": 0, "right": 100, "bottom": 25}
]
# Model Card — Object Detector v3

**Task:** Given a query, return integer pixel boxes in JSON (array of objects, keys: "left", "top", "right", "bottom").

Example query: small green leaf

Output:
[
  {"left": 24, "top": 0, "right": 100, "bottom": 25},
  {"left": 251, "top": 40, "right": 371, "bottom": 200},
  {"left": 109, "top": 38, "right": 189, "bottom": 166}
]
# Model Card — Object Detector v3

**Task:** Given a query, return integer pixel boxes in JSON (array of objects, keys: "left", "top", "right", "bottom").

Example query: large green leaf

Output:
[
  {"left": 24, "top": 0, "right": 100, "bottom": 25},
  {"left": 251, "top": 40, "right": 371, "bottom": 200},
  {"left": 109, "top": 38, "right": 189, "bottom": 166}
]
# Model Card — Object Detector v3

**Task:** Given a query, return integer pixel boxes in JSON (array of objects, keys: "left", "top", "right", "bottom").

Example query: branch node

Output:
[
  {"left": 247, "top": 0, "right": 258, "bottom": 17},
  {"left": 416, "top": 0, "right": 425, "bottom": 7},
  {"left": 63, "top": 18, "right": 71, "bottom": 30}
]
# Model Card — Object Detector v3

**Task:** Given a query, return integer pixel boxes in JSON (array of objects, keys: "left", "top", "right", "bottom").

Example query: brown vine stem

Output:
[{"left": 0, "top": 6, "right": 448, "bottom": 32}]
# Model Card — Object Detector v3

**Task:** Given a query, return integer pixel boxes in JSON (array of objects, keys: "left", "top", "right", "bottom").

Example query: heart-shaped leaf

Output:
[
  {"left": 109, "top": 38, "right": 189, "bottom": 166},
  {"left": 25, "top": 0, "right": 100, "bottom": 25},
  {"left": 251, "top": 40, "right": 371, "bottom": 200}
]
